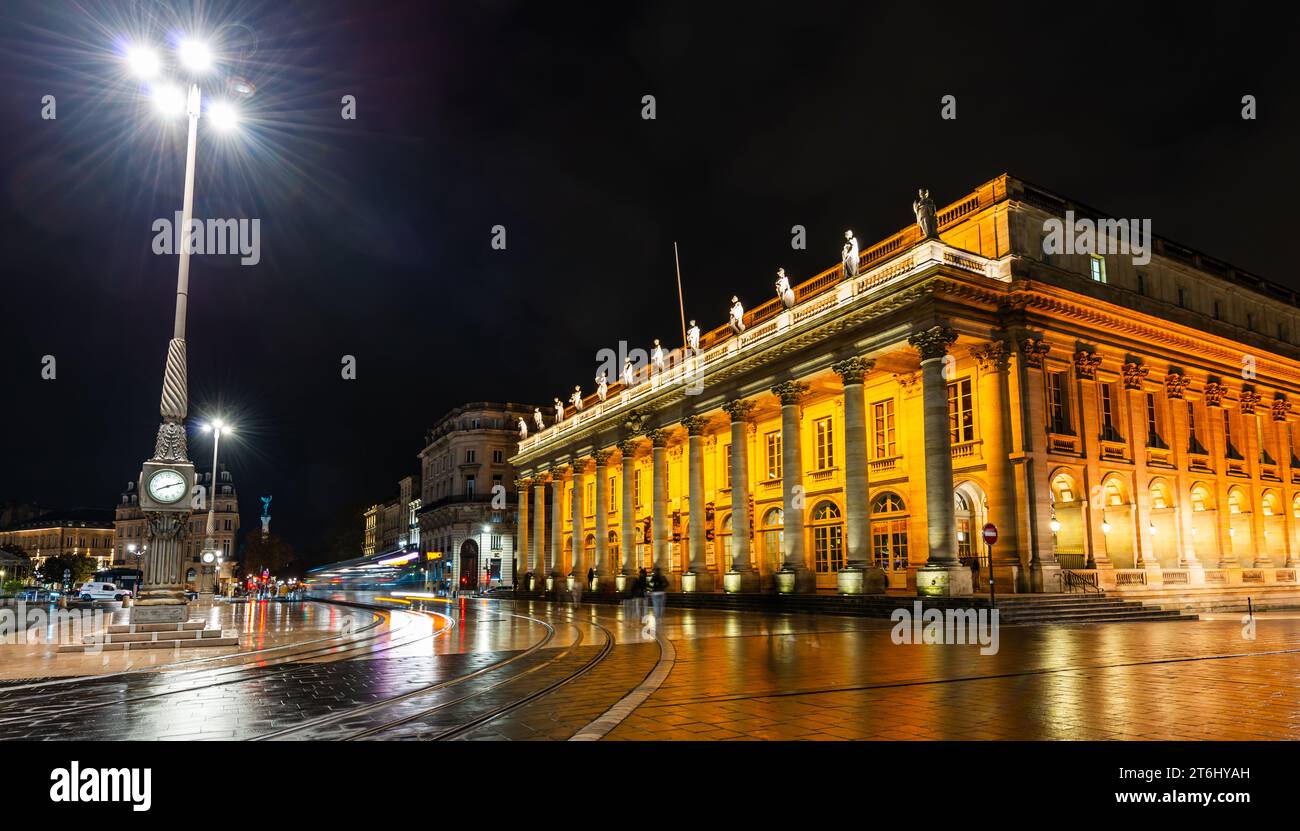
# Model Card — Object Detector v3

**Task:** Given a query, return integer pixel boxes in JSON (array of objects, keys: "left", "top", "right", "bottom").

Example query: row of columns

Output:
[{"left": 514, "top": 326, "right": 1020, "bottom": 596}]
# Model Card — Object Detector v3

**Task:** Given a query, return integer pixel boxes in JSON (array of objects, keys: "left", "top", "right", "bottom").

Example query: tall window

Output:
[
  {"left": 1090, "top": 254, "right": 1107, "bottom": 283},
  {"left": 634, "top": 469, "right": 642, "bottom": 507},
  {"left": 1225, "top": 411, "right": 1241, "bottom": 459},
  {"left": 1048, "top": 372, "right": 1070, "bottom": 434},
  {"left": 492, "top": 449, "right": 503, "bottom": 463},
  {"left": 465, "top": 476, "right": 476, "bottom": 497},
  {"left": 765, "top": 431, "right": 782, "bottom": 480},
  {"left": 718, "top": 514, "right": 732, "bottom": 568},
  {"left": 586, "top": 482, "right": 595, "bottom": 516},
  {"left": 1145, "top": 393, "right": 1165, "bottom": 448},
  {"left": 947, "top": 378, "right": 974, "bottom": 443},
  {"left": 1100, "top": 383, "right": 1122, "bottom": 441},
  {"left": 811, "top": 502, "right": 843, "bottom": 573},
  {"left": 465, "top": 449, "right": 476, "bottom": 463},
  {"left": 723, "top": 444, "right": 732, "bottom": 488},
  {"left": 814, "top": 417, "right": 834, "bottom": 469},
  {"left": 872, "top": 400, "right": 896, "bottom": 458},
  {"left": 609, "top": 476, "right": 617, "bottom": 512},
  {"left": 870, "top": 492, "right": 908, "bottom": 573},
  {"left": 761, "top": 507, "right": 784, "bottom": 573}
]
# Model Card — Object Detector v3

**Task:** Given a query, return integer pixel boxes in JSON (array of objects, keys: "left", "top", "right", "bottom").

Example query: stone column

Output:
[
  {"left": 593, "top": 450, "right": 614, "bottom": 592},
  {"left": 831, "top": 357, "right": 885, "bottom": 595},
  {"left": 1017, "top": 337, "right": 1061, "bottom": 592},
  {"left": 771, "top": 380, "right": 815, "bottom": 593},
  {"left": 516, "top": 478, "right": 529, "bottom": 590},
  {"left": 570, "top": 458, "right": 585, "bottom": 584},
  {"left": 682, "top": 415, "right": 714, "bottom": 591},
  {"left": 532, "top": 476, "right": 547, "bottom": 591},
  {"left": 619, "top": 439, "right": 638, "bottom": 581},
  {"left": 1167, "top": 396, "right": 1206, "bottom": 584},
  {"left": 550, "top": 466, "right": 566, "bottom": 589},
  {"left": 721, "top": 400, "right": 758, "bottom": 592},
  {"left": 972, "top": 340, "right": 1024, "bottom": 591},
  {"left": 649, "top": 429, "right": 671, "bottom": 584},
  {"left": 907, "top": 325, "right": 972, "bottom": 596}
]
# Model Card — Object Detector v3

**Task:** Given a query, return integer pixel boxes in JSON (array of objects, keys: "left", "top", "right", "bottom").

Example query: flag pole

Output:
[{"left": 674, "top": 241, "right": 687, "bottom": 349}]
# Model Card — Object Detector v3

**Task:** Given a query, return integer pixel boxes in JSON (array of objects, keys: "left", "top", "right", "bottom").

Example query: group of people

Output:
[{"left": 622, "top": 567, "right": 670, "bottom": 631}]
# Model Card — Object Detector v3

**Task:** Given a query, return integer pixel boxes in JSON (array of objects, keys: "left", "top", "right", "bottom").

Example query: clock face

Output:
[{"left": 148, "top": 469, "right": 187, "bottom": 504}]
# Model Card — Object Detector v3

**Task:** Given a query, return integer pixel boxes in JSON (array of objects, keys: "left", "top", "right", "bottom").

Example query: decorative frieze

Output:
[
  {"left": 907, "top": 325, "right": 957, "bottom": 361},
  {"left": 1074, "top": 350, "right": 1102, "bottom": 381}
]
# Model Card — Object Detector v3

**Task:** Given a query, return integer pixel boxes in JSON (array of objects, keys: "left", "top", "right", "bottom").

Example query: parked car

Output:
[
  {"left": 77, "top": 581, "right": 132, "bottom": 602},
  {"left": 17, "top": 586, "right": 59, "bottom": 602}
]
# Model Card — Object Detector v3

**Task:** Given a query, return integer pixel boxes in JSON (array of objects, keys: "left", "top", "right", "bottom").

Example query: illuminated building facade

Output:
[
  {"left": 0, "top": 510, "right": 116, "bottom": 575},
  {"left": 511, "top": 174, "right": 1300, "bottom": 597}
]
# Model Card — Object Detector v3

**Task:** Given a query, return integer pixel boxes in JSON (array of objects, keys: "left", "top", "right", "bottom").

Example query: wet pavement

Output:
[{"left": 1, "top": 593, "right": 1297, "bottom": 740}]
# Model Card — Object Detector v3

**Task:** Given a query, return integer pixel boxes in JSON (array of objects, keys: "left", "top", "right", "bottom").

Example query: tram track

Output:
[{"left": 0, "top": 599, "right": 455, "bottom": 724}]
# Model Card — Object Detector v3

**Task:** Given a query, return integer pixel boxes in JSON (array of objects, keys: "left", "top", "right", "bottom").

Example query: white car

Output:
[{"left": 78, "top": 581, "right": 132, "bottom": 602}]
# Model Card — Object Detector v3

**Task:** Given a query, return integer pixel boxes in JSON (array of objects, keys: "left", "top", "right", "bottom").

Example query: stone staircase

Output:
[
  {"left": 57, "top": 621, "right": 239, "bottom": 653},
  {"left": 525, "top": 589, "right": 1198, "bottom": 625}
]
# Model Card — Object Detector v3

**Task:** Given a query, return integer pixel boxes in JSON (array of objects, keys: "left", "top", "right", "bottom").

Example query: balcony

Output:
[
  {"left": 1099, "top": 439, "right": 1129, "bottom": 462},
  {"left": 1188, "top": 451, "right": 1214, "bottom": 473},
  {"left": 869, "top": 456, "right": 901, "bottom": 475},
  {"left": 950, "top": 440, "right": 981, "bottom": 461},
  {"left": 514, "top": 239, "right": 1009, "bottom": 459},
  {"left": 1048, "top": 433, "right": 1079, "bottom": 455}
]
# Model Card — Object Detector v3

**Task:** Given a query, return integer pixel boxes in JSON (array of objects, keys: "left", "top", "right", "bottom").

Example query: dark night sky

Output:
[{"left": 3, "top": 1, "right": 1299, "bottom": 565}]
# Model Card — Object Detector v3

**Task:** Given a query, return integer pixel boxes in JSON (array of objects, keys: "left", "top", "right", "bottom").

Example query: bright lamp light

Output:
[
  {"left": 208, "top": 101, "right": 238, "bottom": 131},
  {"left": 126, "top": 46, "right": 161, "bottom": 79},
  {"left": 151, "top": 83, "right": 186, "bottom": 116},
  {"left": 177, "top": 39, "right": 213, "bottom": 72}
]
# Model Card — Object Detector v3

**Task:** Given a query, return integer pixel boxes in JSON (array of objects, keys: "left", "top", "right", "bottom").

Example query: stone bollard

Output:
[{"left": 122, "top": 595, "right": 133, "bottom": 608}]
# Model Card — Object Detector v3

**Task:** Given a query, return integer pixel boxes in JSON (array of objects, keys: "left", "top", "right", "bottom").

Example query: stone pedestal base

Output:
[
  {"left": 837, "top": 565, "right": 887, "bottom": 595},
  {"left": 615, "top": 573, "right": 630, "bottom": 592},
  {"left": 991, "top": 563, "right": 1022, "bottom": 595},
  {"left": 595, "top": 575, "right": 617, "bottom": 594},
  {"left": 681, "top": 571, "right": 715, "bottom": 592},
  {"left": 914, "top": 564, "right": 974, "bottom": 597},
  {"left": 131, "top": 602, "right": 188, "bottom": 624},
  {"left": 1030, "top": 562, "right": 1063, "bottom": 593},
  {"left": 774, "top": 567, "right": 816, "bottom": 594},
  {"left": 723, "top": 569, "right": 761, "bottom": 593}
]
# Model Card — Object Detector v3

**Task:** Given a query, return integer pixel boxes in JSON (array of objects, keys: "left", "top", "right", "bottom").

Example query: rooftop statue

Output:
[
  {"left": 596, "top": 370, "right": 609, "bottom": 402},
  {"left": 729, "top": 295, "right": 746, "bottom": 334},
  {"left": 533, "top": 407, "right": 545, "bottom": 431},
  {"left": 841, "top": 230, "right": 859, "bottom": 281},
  {"left": 913, "top": 188, "right": 939, "bottom": 238},
  {"left": 776, "top": 268, "right": 794, "bottom": 309}
]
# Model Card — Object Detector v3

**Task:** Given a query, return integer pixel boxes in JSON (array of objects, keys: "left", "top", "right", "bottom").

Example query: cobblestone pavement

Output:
[{"left": 3, "top": 594, "right": 1297, "bottom": 740}]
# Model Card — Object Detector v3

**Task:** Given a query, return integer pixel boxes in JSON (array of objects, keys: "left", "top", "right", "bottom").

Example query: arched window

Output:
[
  {"left": 1104, "top": 478, "right": 1127, "bottom": 506},
  {"left": 811, "top": 501, "right": 843, "bottom": 574},
  {"left": 870, "top": 492, "right": 908, "bottom": 574},
  {"left": 718, "top": 513, "right": 732, "bottom": 570},
  {"left": 1228, "top": 487, "right": 1247, "bottom": 515},
  {"left": 1149, "top": 479, "right": 1173, "bottom": 510},
  {"left": 761, "top": 507, "right": 784, "bottom": 572},
  {"left": 1262, "top": 491, "right": 1280, "bottom": 517},
  {"left": 584, "top": 534, "right": 596, "bottom": 570},
  {"left": 607, "top": 531, "right": 619, "bottom": 573},
  {"left": 1190, "top": 483, "right": 1213, "bottom": 512},
  {"left": 955, "top": 491, "right": 973, "bottom": 559},
  {"left": 1052, "top": 472, "right": 1078, "bottom": 504}
]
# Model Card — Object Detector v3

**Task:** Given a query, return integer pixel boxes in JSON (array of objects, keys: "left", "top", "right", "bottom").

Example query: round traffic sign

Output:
[{"left": 981, "top": 523, "right": 998, "bottom": 546}]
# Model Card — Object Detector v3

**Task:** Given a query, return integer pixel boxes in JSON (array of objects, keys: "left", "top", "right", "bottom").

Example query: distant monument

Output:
[{"left": 260, "top": 495, "right": 272, "bottom": 538}]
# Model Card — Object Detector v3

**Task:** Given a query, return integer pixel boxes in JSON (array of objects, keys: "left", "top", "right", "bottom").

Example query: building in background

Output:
[
  {"left": 114, "top": 464, "right": 239, "bottom": 592},
  {"left": 513, "top": 173, "right": 1300, "bottom": 600},
  {"left": 417, "top": 402, "right": 535, "bottom": 590},
  {"left": 0, "top": 509, "right": 116, "bottom": 575}
]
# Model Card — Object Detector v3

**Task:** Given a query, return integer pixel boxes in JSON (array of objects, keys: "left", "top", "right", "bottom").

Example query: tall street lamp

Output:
[
  {"left": 127, "top": 37, "right": 242, "bottom": 624},
  {"left": 200, "top": 420, "right": 233, "bottom": 593}
]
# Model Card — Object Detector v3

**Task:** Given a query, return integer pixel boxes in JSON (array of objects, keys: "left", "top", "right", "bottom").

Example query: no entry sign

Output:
[{"left": 981, "top": 523, "right": 998, "bottom": 546}]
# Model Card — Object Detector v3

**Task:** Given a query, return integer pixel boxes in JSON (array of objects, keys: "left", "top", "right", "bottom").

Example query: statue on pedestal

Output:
[
  {"left": 913, "top": 188, "right": 939, "bottom": 238},
  {"left": 687, "top": 320, "right": 700, "bottom": 351},
  {"left": 596, "top": 370, "right": 608, "bottom": 402},
  {"left": 775, "top": 268, "right": 794, "bottom": 309},
  {"left": 651, "top": 339, "right": 666, "bottom": 374},
  {"left": 534, "top": 407, "right": 545, "bottom": 431},
  {"left": 554, "top": 397, "right": 565, "bottom": 423},
  {"left": 571, "top": 385, "right": 584, "bottom": 412},
  {"left": 841, "top": 231, "right": 859, "bottom": 281},
  {"left": 621, "top": 357, "right": 635, "bottom": 387},
  {"left": 729, "top": 295, "right": 746, "bottom": 334},
  {"left": 518, "top": 416, "right": 528, "bottom": 439}
]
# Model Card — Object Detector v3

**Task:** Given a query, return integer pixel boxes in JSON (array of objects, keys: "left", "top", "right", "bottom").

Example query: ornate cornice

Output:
[
  {"left": 1165, "top": 372, "right": 1191, "bottom": 400},
  {"left": 831, "top": 356, "right": 875, "bottom": 385},
  {"left": 771, "top": 380, "right": 809, "bottom": 406},
  {"left": 1074, "top": 350, "right": 1101, "bottom": 381},
  {"left": 907, "top": 325, "right": 957, "bottom": 361},
  {"left": 1122, "top": 360, "right": 1150, "bottom": 390}
]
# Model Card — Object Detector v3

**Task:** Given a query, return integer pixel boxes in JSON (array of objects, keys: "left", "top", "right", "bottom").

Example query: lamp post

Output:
[
  {"left": 200, "top": 420, "right": 232, "bottom": 594},
  {"left": 126, "top": 37, "right": 243, "bottom": 624}
]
